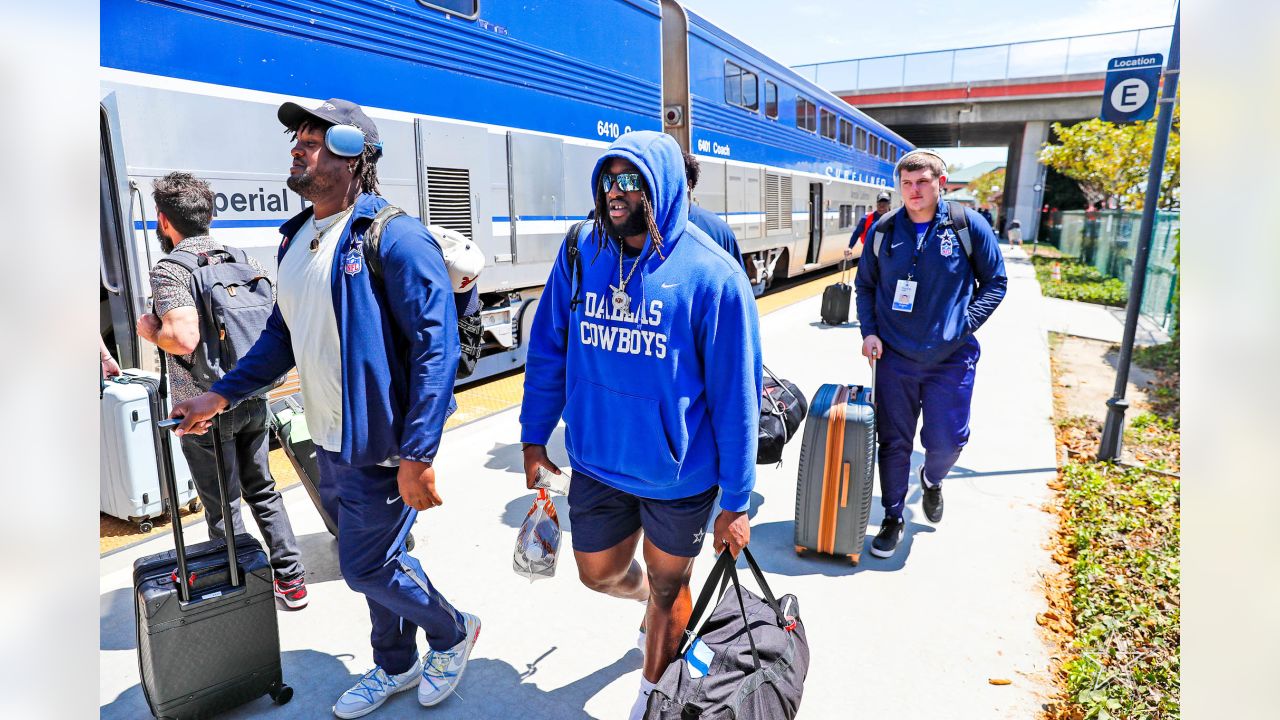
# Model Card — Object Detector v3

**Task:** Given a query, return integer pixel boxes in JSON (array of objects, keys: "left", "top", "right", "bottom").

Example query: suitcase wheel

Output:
[
  {"left": 138, "top": 520, "right": 154, "bottom": 533},
  {"left": 848, "top": 553, "right": 861, "bottom": 566},
  {"left": 794, "top": 546, "right": 807, "bottom": 556},
  {"left": 267, "top": 681, "right": 293, "bottom": 705},
  {"left": 188, "top": 500, "right": 201, "bottom": 514}
]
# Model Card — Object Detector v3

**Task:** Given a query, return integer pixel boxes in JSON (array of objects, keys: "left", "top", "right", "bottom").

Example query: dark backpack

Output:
[
  {"left": 563, "top": 219, "right": 591, "bottom": 312},
  {"left": 360, "top": 206, "right": 484, "bottom": 379},
  {"left": 159, "top": 247, "right": 280, "bottom": 392},
  {"left": 757, "top": 365, "right": 807, "bottom": 466},
  {"left": 647, "top": 548, "right": 809, "bottom": 719}
]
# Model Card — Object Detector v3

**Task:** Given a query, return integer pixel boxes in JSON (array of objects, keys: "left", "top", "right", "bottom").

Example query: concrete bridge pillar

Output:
[{"left": 1001, "top": 120, "right": 1049, "bottom": 242}]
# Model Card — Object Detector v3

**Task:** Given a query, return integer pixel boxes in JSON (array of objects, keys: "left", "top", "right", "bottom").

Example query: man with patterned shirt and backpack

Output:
[{"left": 136, "top": 171, "right": 308, "bottom": 609}]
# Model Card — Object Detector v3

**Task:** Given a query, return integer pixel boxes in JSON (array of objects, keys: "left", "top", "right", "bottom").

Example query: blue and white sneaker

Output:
[
  {"left": 332, "top": 659, "right": 421, "bottom": 719},
  {"left": 418, "top": 612, "right": 481, "bottom": 707}
]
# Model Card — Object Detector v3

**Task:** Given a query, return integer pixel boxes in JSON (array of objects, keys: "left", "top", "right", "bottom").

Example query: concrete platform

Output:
[
  {"left": 100, "top": 247, "right": 1058, "bottom": 718},
  {"left": 1039, "top": 295, "right": 1171, "bottom": 346}
]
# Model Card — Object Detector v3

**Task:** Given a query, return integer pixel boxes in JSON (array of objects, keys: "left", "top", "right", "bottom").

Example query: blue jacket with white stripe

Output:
[{"left": 211, "top": 193, "right": 459, "bottom": 467}]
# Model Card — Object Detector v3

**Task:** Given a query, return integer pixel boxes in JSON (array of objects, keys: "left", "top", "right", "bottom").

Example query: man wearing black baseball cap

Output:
[
  {"left": 170, "top": 98, "right": 479, "bottom": 718},
  {"left": 846, "top": 189, "right": 894, "bottom": 259}
]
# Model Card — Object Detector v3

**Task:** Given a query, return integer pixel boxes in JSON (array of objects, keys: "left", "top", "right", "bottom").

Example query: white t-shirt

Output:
[{"left": 276, "top": 211, "right": 350, "bottom": 451}]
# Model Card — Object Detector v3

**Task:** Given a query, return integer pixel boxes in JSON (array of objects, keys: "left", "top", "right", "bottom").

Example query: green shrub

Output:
[
  {"left": 1031, "top": 256, "right": 1130, "bottom": 307},
  {"left": 1059, "top": 461, "right": 1180, "bottom": 719},
  {"left": 1133, "top": 340, "right": 1180, "bottom": 374}
]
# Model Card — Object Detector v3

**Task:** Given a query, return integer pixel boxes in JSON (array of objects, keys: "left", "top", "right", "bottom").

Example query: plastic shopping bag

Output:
[{"left": 513, "top": 488, "right": 561, "bottom": 581}]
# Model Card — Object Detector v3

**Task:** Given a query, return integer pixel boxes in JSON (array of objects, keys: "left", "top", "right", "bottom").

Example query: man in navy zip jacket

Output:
[
  {"left": 170, "top": 99, "right": 480, "bottom": 718},
  {"left": 519, "top": 131, "right": 762, "bottom": 720},
  {"left": 682, "top": 150, "right": 746, "bottom": 273},
  {"left": 854, "top": 149, "right": 1007, "bottom": 559}
]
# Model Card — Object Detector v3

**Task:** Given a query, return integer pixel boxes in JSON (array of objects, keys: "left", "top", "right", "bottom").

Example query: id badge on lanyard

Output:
[{"left": 892, "top": 278, "right": 918, "bottom": 312}]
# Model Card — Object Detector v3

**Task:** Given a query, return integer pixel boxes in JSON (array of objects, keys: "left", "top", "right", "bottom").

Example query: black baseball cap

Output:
[
  {"left": 278, "top": 97, "right": 381, "bottom": 148},
  {"left": 876, "top": 191, "right": 892, "bottom": 202}
]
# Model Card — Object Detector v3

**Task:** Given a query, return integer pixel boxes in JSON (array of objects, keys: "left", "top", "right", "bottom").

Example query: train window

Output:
[
  {"left": 890, "top": 146, "right": 898, "bottom": 163},
  {"left": 838, "top": 204, "right": 853, "bottom": 229},
  {"left": 856, "top": 127, "right": 867, "bottom": 152},
  {"left": 881, "top": 142, "right": 890, "bottom": 161},
  {"left": 820, "top": 109, "right": 837, "bottom": 140},
  {"left": 765, "top": 81, "right": 778, "bottom": 119},
  {"left": 839, "top": 118, "right": 853, "bottom": 146},
  {"left": 415, "top": 0, "right": 479, "bottom": 19},
  {"left": 819, "top": 108, "right": 839, "bottom": 139},
  {"left": 725, "top": 62, "right": 742, "bottom": 106},
  {"left": 725, "top": 61, "right": 758, "bottom": 111},
  {"left": 795, "top": 97, "right": 816, "bottom": 132}
]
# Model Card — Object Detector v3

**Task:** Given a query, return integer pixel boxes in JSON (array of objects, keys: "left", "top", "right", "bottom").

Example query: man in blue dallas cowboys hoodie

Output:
[
  {"left": 855, "top": 149, "right": 1007, "bottom": 559},
  {"left": 519, "top": 131, "right": 762, "bottom": 720}
]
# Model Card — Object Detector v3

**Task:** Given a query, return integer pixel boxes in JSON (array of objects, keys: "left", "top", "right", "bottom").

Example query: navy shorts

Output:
[{"left": 567, "top": 470, "right": 719, "bottom": 558}]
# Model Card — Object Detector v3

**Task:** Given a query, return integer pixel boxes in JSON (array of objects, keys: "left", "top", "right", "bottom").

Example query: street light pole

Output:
[{"left": 1098, "top": 5, "right": 1180, "bottom": 461}]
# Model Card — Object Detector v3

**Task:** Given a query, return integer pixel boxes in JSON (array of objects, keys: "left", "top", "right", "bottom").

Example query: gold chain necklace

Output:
[{"left": 310, "top": 206, "right": 355, "bottom": 251}]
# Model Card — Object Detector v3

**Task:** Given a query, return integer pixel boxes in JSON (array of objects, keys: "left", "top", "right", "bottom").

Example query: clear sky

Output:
[
  {"left": 677, "top": 0, "right": 1176, "bottom": 67},
  {"left": 677, "top": 0, "right": 1176, "bottom": 169}
]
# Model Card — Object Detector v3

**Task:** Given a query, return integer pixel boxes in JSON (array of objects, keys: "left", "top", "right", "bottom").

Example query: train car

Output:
[
  {"left": 100, "top": 0, "right": 911, "bottom": 383},
  {"left": 662, "top": 0, "right": 911, "bottom": 287}
]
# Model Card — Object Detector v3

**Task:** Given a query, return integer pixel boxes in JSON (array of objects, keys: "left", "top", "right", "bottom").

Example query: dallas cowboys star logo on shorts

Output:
[{"left": 692, "top": 528, "right": 706, "bottom": 545}]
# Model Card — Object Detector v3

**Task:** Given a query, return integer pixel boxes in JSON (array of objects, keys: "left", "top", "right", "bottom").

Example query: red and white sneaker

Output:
[{"left": 273, "top": 576, "right": 308, "bottom": 610}]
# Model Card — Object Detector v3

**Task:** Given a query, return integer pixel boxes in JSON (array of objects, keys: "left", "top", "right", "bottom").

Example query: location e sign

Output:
[{"left": 1101, "top": 53, "right": 1163, "bottom": 123}]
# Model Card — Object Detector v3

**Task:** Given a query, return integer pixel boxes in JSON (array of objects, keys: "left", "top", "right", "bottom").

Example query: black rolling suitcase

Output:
[
  {"left": 133, "top": 353, "right": 293, "bottom": 719},
  {"left": 793, "top": 364, "right": 877, "bottom": 565},
  {"left": 268, "top": 395, "right": 338, "bottom": 538},
  {"left": 820, "top": 261, "right": 852, "bottom": 325}
]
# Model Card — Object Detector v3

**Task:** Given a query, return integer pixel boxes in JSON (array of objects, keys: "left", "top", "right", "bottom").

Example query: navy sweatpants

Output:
[
  {"left": 316, "top": 449, "right": 466, "bottom": 675},
  {"left": 876, "top": 336, "right": 980, "bottom": 520}
]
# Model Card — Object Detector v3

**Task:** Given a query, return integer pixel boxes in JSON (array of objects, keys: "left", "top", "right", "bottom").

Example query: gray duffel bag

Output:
[{"left": 646, "top": 547, "right": 809, "bottom": 719}]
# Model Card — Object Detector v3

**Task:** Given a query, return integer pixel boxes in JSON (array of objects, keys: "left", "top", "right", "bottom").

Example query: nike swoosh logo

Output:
[
  {"left": 661, "top": 282, "right": 680, "bottom": 289},
  {"left": 386, "top": 495, "right": 400, "bottom": 505},
  {"left": 891, "top": 242, "right": 904, "bottom": 249}
]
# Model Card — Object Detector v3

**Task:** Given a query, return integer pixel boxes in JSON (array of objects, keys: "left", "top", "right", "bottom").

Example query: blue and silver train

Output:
[{"left": 100, "top": 0, "right": 913, "bottom": 381}]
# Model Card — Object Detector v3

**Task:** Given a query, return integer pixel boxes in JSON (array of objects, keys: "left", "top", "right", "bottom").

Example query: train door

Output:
[
  {"left": 806, "top": 181, "right": 823, "bottom": 264},
  {"left": 659, "top": 0, "right": 691, "bottom": 152},
  {"left": 100, "top": 97, "right": 150, "bottom": 372}
]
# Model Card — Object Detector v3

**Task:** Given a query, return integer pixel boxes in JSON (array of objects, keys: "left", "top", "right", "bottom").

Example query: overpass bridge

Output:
[{"left": 793, "top": 26, "right": 1174, "bottom": 240}]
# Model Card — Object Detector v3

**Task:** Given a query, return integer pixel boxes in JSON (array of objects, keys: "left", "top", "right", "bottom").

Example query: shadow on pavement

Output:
[
  {"left": 746, "top": 488, "right": 936, "bottom": 578},
  {"left": 101, "top": 649, "right": 359, "bottom": 720},
  {"left": 484, "top": 427, "right": 568, "bottom": 476},
  {"left": 100, "top": 587, "right": 136, "bottom": 651},
  {"left": 807, "top": 320, "right": 858, "bottom": 330},
  {"left": 294, "top": 530, "right": 342, "bottom": 585},
  {"left": 421, "top": 650, "right": 641, "bottom": 718}
]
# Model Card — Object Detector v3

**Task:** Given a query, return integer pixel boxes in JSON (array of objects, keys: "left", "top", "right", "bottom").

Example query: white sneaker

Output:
[
  {"left": 332, "top": 659, "right": 421, "bottom": 719},
  {"left": 418, "top": 612, "right": 481, "bottom": 707}
]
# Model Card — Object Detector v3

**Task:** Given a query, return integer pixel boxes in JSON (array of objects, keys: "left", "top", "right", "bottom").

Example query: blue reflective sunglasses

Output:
[{"left": 600, "top": 172, "right": 643, "bottom": 193}]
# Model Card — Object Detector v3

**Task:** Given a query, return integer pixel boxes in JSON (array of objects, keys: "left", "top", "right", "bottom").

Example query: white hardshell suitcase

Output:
[{"left": 101, "top": 370, "right": 199, "bottom": 532}]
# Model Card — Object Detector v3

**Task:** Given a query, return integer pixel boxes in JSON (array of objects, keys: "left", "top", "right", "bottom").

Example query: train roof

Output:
[{"left": 681, "top": 5, "right": 913, "bottom": 149}]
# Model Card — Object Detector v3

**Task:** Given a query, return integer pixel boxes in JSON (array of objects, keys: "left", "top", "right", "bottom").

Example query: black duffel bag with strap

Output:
[
  {"left": 646, "top": 547, "right": 809, "bottom": 719},
  {"left": 757, "top": 365, "right": 807, "bottom": 466}
]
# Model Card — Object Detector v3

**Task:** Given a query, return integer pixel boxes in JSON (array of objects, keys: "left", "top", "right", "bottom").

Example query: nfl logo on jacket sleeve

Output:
[{"left": 344, "top": 248, "right": 364, "bottom": 276}]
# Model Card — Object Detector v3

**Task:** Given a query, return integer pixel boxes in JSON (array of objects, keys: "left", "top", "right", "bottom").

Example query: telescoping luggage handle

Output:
[
  {"left": 155, "top": 350, "right": 242, "bottom": 602},
  {"left": 680, "top": 547, "right": 790, "bottom": 671}
]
